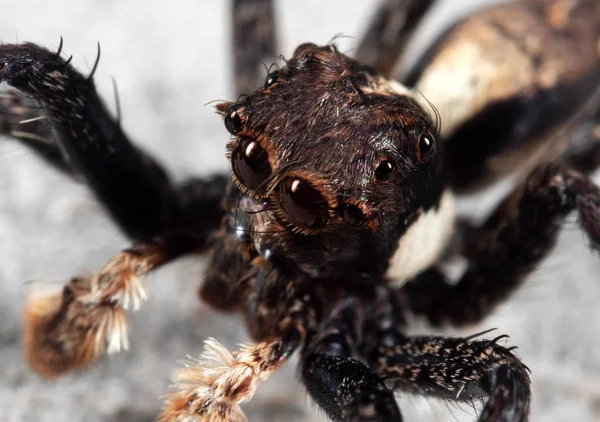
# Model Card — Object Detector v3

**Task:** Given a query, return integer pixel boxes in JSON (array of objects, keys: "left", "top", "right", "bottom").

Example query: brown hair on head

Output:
[{"left": 217, "top": 43, "right": 443, "bottom": 238}]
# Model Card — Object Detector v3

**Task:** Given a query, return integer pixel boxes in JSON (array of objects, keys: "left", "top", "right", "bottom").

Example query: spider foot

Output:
[
  {"left": 159, "top": 338, "right": 290, "bottom": 422},
  {"left": 23, "top": 243, "right": 164, "bottom": 377},
  {"left": 23, "top": 276, "right": 127, "bottom": 378},
  {"left": 160, "top": 308, "right": 307, "bottom": 422}
]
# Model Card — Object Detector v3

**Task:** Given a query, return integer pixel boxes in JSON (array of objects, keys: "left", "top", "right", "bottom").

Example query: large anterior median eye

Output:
[
  {"left": 277, "top": 178, "right": 329, "bottom": 230},
  {"left": 231, "top": 138, "right": 271, "bottom": 191}
]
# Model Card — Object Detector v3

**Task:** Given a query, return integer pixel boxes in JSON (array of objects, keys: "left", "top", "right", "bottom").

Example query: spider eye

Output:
[
  {"left": 264, "top": 72, "right": 280, "bottom": 89},
  {"left": 231, "top": 138, "right": 271, "bottom": 191},
  {"left": 293, "top": 43, "right": 317, "bottom": 58},
  {"left": 374, "top": 160, "right": 394, "bottom": 181},
  {"left": 277, "top": 178, "right": 329, "bottom": 230},
  {"left": 225, "top": 104, "right": 244, "bottom": 135},
  {"left": 339, "top": 204, "right": 365, "bottom": 226},
  {"left": 416, "top": 132, "right": 436, "bottom": 163}
]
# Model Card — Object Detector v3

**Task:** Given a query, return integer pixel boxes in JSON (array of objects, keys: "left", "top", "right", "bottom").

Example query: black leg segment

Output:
[
  {"left": 231, "top": 0, "right": 277, "bottom": 96},
  {"left": 369, "top": 332, "right": 531, "bottom": 422},
  {"left": 0, "top": 42, "right": 228, "bottom": 245},
  {"left": 302, "top": 298, "right": 402, "bottom": 422},
  {"left": 361, "top": 288, "right": 530, "bottom": 422},
  {"left": 403, "top": 162, "right": 600, "bottom": 326},
  {"left": 0, "top": 42, "right": 180, "bottom": 240},
  {"left": 355, "top": 0, "right": 437, "bottom": 78}
]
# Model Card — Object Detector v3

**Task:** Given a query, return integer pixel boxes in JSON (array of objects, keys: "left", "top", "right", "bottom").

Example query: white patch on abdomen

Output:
[{"left": 386, "top": 189, "right": 455, "bottom": 286}]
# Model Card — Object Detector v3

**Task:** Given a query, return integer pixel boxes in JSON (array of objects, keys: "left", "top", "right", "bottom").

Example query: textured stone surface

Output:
[{"left": 1, "top": 1, "right": 600, "bottom": 421}]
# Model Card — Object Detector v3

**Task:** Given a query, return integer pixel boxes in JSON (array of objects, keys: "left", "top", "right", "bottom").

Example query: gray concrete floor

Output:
[{"left": 1, "top": 1, "right": 600, "bottom": 421}]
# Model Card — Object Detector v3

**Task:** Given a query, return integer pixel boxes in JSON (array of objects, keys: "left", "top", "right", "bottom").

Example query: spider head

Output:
[{"left": 217, "top": 44, "right": 445, "bottom": 276}]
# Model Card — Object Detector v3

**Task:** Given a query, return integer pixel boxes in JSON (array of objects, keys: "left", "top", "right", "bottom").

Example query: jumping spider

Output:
[{"left": 1, "top": 0, "right": 600, "bottom": 421}]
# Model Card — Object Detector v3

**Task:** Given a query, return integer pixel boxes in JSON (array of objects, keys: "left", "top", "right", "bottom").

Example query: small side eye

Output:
[
  {"left": 264, "top": 72, "right": 280, "bottom": 90},
  {"left": 339, "top": 204, "right": 365, "bottom": 227},
  {"left": 374, "top": 160, "right": 394, "bottom": 181},
  {"left": 277, "top": 178, "right": 329, "bottom": 230},
  {"left": 231, "top": 138, "right": 271, "bottom": 191},
  {"left": 416, "top": 132, "right": 436, "bottom": 163},
  {"left": 293, "top": 43, "right": 317, "bottom": 58},
  {"left": 225, "top": 104, "right": 244, "bottom": 135}
]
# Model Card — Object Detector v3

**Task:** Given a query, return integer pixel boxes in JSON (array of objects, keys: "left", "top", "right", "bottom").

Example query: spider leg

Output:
[
  {"left": 354, "top": 0, "right": 437, "bottom": 78},
  {"left": 0, "top": 42, "right": 230, "bottom": 377},
  {"left": 0, "top": 42, "right": 228, "bottom": 242},
  {"left": 25, "top": 241, "right": 173, "bottom": 377},
  {"left": 231, "top": 0, "right": 277, "bottom": 96},
  {"left": 196, "top": 230, "right": 246, "bottom": 311},
  {"left": 367, "top": 330, "right": 530, "bottom": 421},
  {"left": 0, "top": 87, "right": 228, "bottom": 209},
  {"left": 302, "top": 297, "right": 402, "bottom": 422},
  {"left": 159, "top": 269, "right": 313, "bottom": 422},
  {"left": 0, "top": 81, "right": 228, "bottom": 247},
  {"left": 20, "top": 176, "right": 228, "bottom": 378},
  {"left": 402, "top": 162, "right": 600, "bottom": 326},
  {"left": 23, "top": 192, "right": 230, "bottom": 379},
  {"left": 360, "top": 288, "right": 530, "bottom": 422}
]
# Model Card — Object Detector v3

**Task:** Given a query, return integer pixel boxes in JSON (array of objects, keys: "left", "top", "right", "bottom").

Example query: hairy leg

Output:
[
  {"left": 361, "top": 287, "right": 530, "bottom": 422},
  {"left": 159, "top": 270, "right": 313, "bottom": 422},
  {"left": 0, "top": 86, "right": 228, "bottom": 248},
  {"left": 354, "top": 0, "right": 437, "bottom": 78},
  {"left": 402, "top": 162, "right": 600, "bottom": 326},
  {"left": 302, "top": 297, "right": 402, "bottom": 422},
  {"left": 0, "top": 42, "right": 228, "bottom": 242},
  {"left": 0, "top": 42, "right": 232, "bottom": 378},
  {"left": 19, "top": 174, "right": 228, "bottom": 378},
  {"left": 24, "top": 241, "right": 172, "bottom": 377},
  {"left": 370, "top": 333, "right": 530, "bottom": 421}
]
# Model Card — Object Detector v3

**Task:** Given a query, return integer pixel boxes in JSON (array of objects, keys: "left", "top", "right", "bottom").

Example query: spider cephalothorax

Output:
[
  {"left": 2, "top": 1, "right": 600, "bottom": 421},
  {"left": 216, "top": 43, "right": 445, "bottom": 282}
]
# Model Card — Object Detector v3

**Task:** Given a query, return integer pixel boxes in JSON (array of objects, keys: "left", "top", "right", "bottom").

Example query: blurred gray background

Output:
[{"left": 1, "top": 1, "right": 600, "bottom": 421}]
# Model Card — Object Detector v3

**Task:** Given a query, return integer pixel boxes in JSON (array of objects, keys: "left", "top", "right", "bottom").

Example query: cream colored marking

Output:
[
  {"left": 360, "top": 78, "right": 437, "bottom": 125},
  {"left": 362, "top": 77, "right": 414, "bottom": 97},
  {"left": 415, "top": 32, "right": 532, "bottom": 139},
  {"left": 387, "top": 189, "right": 455, "bottom": 286}
]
